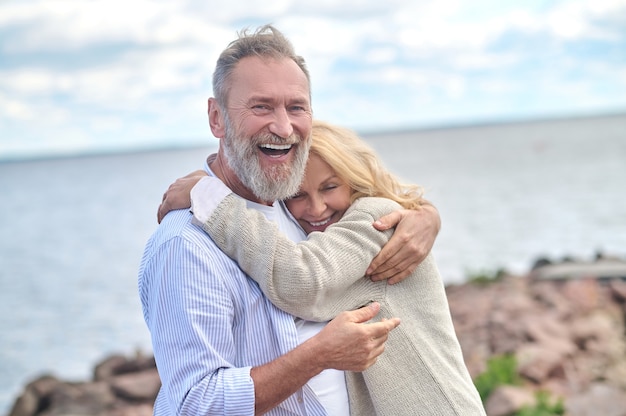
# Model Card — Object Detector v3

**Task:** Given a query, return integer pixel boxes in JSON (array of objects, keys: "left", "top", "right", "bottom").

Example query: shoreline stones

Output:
[{"left": 9, "top": 257, "right": 626, "bottom": 416}]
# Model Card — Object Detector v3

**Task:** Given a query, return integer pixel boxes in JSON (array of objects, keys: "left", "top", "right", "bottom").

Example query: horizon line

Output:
[{"left": 2, "top": 110, "right": 625, "bottom": 164}]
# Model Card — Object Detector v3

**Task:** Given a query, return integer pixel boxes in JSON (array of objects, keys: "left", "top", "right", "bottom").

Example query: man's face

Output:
[{"left": 220, "top": 56, "right": 313, "bottom": 203}]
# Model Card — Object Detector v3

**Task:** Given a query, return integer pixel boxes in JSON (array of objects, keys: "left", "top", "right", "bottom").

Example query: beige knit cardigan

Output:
[{"left": 191, "top": 179, "right": 486, "bottom": 416}]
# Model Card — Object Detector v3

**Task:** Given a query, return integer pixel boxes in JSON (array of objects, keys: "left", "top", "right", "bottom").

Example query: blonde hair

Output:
[{"left": 309, "top": 120, "right": 425, "bottom": 210}]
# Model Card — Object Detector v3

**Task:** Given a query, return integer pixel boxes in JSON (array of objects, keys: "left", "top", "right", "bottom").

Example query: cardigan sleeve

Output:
[{"left": 190, "top": 178, "right": 400, "bottom": 321}]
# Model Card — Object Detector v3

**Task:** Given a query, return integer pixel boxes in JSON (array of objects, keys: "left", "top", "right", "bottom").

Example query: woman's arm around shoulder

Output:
[{"left": 191, "top": 178, "right": 401, "bottom": 321}]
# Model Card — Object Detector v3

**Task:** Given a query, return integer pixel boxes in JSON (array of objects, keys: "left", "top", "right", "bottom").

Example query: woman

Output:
[{"left": 171, "top": 120, "right": 485, "bottom": 415}]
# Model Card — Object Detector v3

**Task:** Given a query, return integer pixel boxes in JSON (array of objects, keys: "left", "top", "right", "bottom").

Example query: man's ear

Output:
[{"left": 208, "top": 98, "right": 225, "bottom": 138}]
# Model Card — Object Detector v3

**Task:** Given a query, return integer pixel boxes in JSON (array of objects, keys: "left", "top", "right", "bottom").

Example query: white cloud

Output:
[
  {"left": 548, "top": 0, "right": 626, "bottom": 40},
  {"left": 363, "top": 47, "right": 398, "bottom": 65},
  {"left": 0, "top": 0, "right": 625, "bottom": 158},
  {"left": 0, "top": 0, "right": 240, "bottom": 52},
  {"left": 0, "top": 94, "right": 36, "bottom": 121}
]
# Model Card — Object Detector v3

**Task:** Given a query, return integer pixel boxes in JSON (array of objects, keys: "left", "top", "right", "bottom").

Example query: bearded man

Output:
[{"left": 139, "top": 25, "right": 441, "bottom": 416}]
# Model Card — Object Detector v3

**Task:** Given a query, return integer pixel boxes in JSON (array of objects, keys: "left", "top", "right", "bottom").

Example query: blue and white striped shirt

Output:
[{"left": 138, "top": 199, "right": 331, "bottom": 415}]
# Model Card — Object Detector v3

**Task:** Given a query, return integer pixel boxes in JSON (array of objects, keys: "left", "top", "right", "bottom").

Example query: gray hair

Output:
[{"left": 212, "top": 24, "right": 311, "bottom": 107}]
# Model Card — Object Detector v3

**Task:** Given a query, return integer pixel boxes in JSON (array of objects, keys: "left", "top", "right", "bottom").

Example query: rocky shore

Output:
[
  {"left": 448, "top": 256, "right": 626, "bottom": 416},
  {"left": 8, "top": 256, "right": 626, "bottom": 416}
]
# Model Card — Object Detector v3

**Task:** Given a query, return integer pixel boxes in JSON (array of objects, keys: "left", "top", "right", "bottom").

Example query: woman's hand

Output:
[
  {"left": 366, "top": 203, "right": 441, "bottom": 284},
  {"left": 157, "top": 170, "right": 208, "bottom": 223}
]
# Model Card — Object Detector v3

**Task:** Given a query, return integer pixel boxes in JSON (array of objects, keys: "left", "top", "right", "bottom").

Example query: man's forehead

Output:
[{"left": 229, "top": 56, "right": 310, "bottom": 99}]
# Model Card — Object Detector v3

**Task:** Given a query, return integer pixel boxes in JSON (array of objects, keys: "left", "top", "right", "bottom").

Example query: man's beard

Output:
[{"left": 222, "top": 120, "right": 309, "bottom": 202}]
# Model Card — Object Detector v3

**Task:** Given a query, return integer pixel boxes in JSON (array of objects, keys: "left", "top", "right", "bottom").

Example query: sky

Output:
[{"left": 1, "top": 0, "right": 625, "bottom": 160}]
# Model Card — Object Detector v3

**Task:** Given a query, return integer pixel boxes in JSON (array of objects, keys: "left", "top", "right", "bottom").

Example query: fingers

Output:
[
  {"left": 357, "top": 318, "right": 401, "bottom": 370},
  {"left": 369, "top": 252, "right": 423, "bottom": 283},
  {"left": 318, "top": 305, "right": 400, "bottom": 372},
  {"left": 347, "top": 315, "right": 400, "bottom": 371},
  {"left": 366, "top": 233, "right": 419, "bottom": 279},
  {"left": 157, "top": 184, "right": 179, "bottom": 223},
  {"left": 183, "top": 169, "right": 207, "bottom": 179},
  {"left": 157, "top": 200, "right": 171, "bottom": 224},
  {"left": 348, "top": 302, "right": 380, "bottom": 323},
  {"left": 371, "top": 266, "right": 414, "bottom": 285},
  {"left": 367, "top": 207, "right": 439, "bottom": 283},
  {"left": 367, "top": 248, "right": 404, "bottom": 277},
  {"left": 156, "top": 174, "right": 205, "bottom": 224},
  {"left": 343, "top": 303, "right": 400, "bottom": 341},
  {"left": 372, "top": 210, "right": 404, "bottom": 231},
  {"left": 369, "top": 316, "right": 401, "bottom": 340},
  {"left": 387, "top": 270, "right": 413, "bottom": 285},
  {"left": 366, "top": 215, "right": 410, "bottom": 276}
]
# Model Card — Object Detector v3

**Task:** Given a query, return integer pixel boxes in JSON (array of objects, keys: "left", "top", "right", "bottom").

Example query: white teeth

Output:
[
  {"left": 260, "top": 143, "right": 292, "bottom": 150},
  {"left": 309, "top": 217, "right": 331, "bottom": 227}
]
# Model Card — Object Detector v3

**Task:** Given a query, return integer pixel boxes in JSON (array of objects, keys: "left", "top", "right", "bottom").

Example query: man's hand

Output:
[
  {"left": 250, "top": 303, "right": 399, "bottom": 414},
  {"left": 157, "top": 170, "right": 207, "bottom": 223},
  {"left": 309, "top": 302, "right": 400, "bottom": 371},
  {"left": 366, "top": 203, "right": 441, "bottom": 284}
]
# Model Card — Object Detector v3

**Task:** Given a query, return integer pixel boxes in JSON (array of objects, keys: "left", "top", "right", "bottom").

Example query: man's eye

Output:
[
  {"left": 289, "top": 104, "right": 311, "bottom": 113},
  {"left": 290, "top": 193, "right": 305, "bottom": 199}
]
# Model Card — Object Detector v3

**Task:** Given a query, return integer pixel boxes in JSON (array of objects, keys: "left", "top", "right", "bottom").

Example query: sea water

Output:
[{"left": 1, "top": 114, "right": 625, "bottom": 412}]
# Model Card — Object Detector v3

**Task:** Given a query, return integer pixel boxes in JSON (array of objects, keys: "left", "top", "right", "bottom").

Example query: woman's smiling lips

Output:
[
  {"left": 303, "top": 215, "right": 340, "bottom": 233},
  {"left": 308, "top": 217, "right": 332, "bottom": 227}
]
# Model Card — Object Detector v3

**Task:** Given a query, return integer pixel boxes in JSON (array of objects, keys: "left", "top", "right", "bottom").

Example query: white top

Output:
[{"left": 208, "top": 161, "right": 350, "bottom": 415}]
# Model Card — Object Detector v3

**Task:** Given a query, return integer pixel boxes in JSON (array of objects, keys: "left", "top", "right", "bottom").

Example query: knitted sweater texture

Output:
[{"left": 195, "top": 194, "right": 485, "bottom": 416}]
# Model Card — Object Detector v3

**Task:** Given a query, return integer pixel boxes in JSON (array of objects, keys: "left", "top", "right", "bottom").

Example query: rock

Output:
[
  {"left": 95, "top": 353, "right": 156, "bottom": 381},
  {"left": 110, "top": 369, "right": 161, "bottom": 401},
  {"left": 609, "top": 279, "right": 626, "bottom": 302},
  {"left": 523, "top": 312, "right": 570, "bottom": 344},
  {"left": 565, "top": 383, "right": 626, "bottom": 416},
  {"left": 447, "top": 258, "right": 626, "bottom": 415},
  {"left": 9, "top": 356, "right": 159, "bottom": 416},
  {"left": 516, "top": 343, "right": 565, "bottom": 383},
  {"left": 41, "top": 381, "right": 116, "bottom": 416},
  {"left": 8, "top": 256, "right": 626, "bottom": 415},
  {"left": 530, "top": 280, "right": 573, "bottom": 319},
  {"left": 485, "top": 385, "right": 535, "bottom": 416},
  {"left": 561, "top": 278, "right": 601, "bottom": 314},
  {"left": 9, "top": 375, "right": 63, "bottom": 416}
]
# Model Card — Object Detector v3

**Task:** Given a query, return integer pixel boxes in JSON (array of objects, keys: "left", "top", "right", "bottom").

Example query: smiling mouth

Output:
[
  {"left": 259, "top": 143, "right": 293, "bottom": 157},
  {"left": 308, "top": 217, "right": 332, "bottom": 227}
]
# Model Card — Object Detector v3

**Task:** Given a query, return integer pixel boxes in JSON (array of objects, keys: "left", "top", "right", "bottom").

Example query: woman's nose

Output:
[{"left": 308, "top": 195, "right": 326, "bottom": 217}]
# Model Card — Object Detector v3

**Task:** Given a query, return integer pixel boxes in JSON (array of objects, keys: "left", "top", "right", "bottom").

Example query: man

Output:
[{"left": 140, "top": 25, "right": 441, "bottom": 415}]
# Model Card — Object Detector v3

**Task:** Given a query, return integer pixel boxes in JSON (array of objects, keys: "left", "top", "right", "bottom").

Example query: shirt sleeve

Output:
[
  {"left": 142, "top": 234, "right": 255, "bottom": 415},
  {"left": 190, "top": 177, "right": 398, "bottom": 322}
]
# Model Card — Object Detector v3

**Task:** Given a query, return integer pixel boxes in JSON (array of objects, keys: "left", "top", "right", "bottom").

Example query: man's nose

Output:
[{"left": 268, "top": 107, "right": 294, "bottom": 139}]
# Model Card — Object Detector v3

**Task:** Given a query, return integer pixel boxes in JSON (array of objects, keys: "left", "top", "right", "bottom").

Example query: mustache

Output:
[{"left": 252, "top": 131, "right": 303, "bottom": 146}]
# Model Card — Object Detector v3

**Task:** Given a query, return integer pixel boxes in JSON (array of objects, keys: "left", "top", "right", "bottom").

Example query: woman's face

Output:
[{"left": 285, "top": 153, "right": 352, "bottom": 234}]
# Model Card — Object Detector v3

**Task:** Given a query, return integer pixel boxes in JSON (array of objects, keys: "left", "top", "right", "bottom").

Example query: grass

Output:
[
  {"left": 466, "top": 268, "right": 507, "bottom": 285},
  {"left": 474, "top": 354, "right": 565, "bottom": 415}
]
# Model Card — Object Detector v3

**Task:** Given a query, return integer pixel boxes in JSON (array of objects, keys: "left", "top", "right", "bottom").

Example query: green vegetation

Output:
[
  {"left": 474, "top": 355, "right": 565, "bottom": 415},
  {"left": 474, "top": 354, "right": 521, "bottom": 401},
  {"left": 466, "top": 268, "right": 507, "bottom": 285},
  {"left": 515, "top": 391, "right": 565, "bottom": 416}
]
